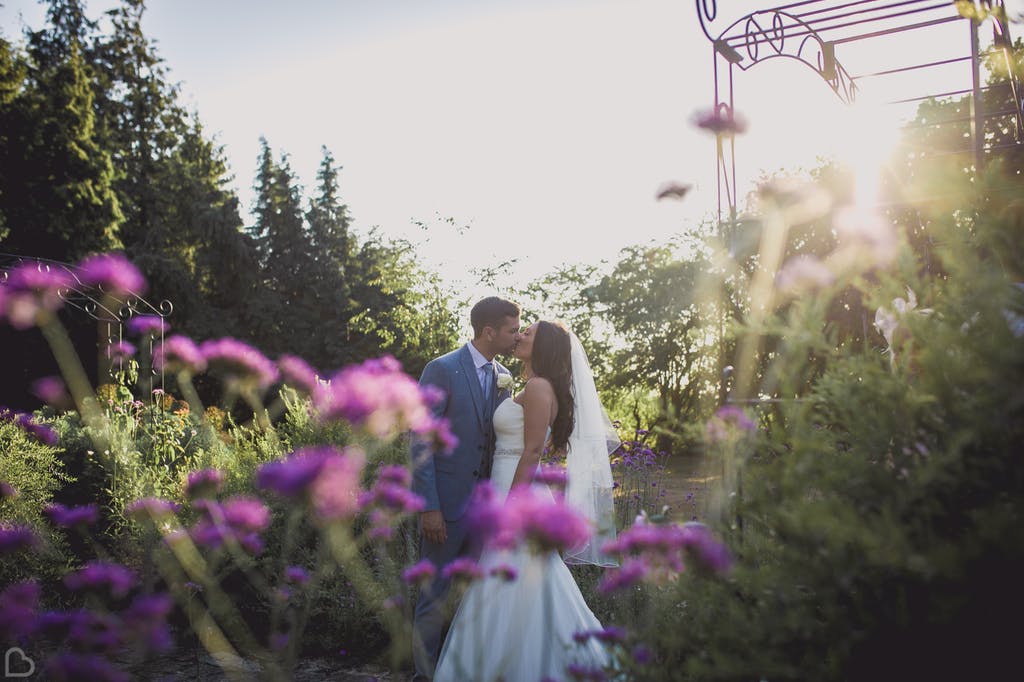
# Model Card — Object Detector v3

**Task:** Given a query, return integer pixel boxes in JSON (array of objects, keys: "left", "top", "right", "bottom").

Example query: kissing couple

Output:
[{"left": 410, "top": 296, "right": 619, "bottom": 682}]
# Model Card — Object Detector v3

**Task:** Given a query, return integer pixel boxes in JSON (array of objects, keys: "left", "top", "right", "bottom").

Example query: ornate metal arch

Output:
[{"left": 1, "top": 254, "right": 173, "bottom": 397}]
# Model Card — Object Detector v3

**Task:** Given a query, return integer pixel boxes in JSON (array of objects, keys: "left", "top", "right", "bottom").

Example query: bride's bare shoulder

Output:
[{"left": 522, "top": 376, "right": 554, "bottom": 398}]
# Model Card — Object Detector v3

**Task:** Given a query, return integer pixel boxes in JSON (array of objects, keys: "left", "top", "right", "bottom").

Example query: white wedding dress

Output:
[{"left": 433, "top": 399, "right": 612, "bottom": 682}]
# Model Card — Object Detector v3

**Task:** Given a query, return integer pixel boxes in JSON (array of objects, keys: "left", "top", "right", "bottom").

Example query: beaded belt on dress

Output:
[{"left": 493, "top": 448, "right": 520, "bottom": 460}]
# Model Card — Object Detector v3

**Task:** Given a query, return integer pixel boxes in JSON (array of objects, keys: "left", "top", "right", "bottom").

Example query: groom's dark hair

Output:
[{"left": 470, "top": 297, "right": 520, "bottom": 337}]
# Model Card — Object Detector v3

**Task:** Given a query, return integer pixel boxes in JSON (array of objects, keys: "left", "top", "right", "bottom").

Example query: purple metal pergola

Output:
[{"left": 697, "top": 0, "right": 1024, "bottom": 224}]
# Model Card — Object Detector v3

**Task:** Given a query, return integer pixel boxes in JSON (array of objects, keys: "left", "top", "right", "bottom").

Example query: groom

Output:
[{"left": 410, "top": 296, "right": 520, "bottom": 681}]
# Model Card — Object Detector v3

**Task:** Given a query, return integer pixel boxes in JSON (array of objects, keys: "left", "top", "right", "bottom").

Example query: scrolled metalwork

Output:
[{"left": 715, "top": 9, "right": 859, "bottom": 104}]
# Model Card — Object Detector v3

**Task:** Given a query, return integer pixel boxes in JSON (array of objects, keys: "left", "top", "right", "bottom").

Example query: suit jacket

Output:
[{"left": 411, "top": 344, "right": 512, "bottom": 521}]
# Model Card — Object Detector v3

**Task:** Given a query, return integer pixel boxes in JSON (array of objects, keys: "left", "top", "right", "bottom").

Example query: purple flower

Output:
[
  {"left": 1, "top": 262, "right": 73, "bottom": 328},
  {"left": 441, "top": 557, "right": 483, "bottom": 582},
  {"left": 220, "top": 496, "right": 270, "bottom": 531},
  {"left": 506, "top": 485, "right": 592, "bottom": 554},
  {"left": 107, "top": 340, "right": 136, "bottom": 361},
  {"left": 43, "top": 652, "right": 131, "bottom": 682},
  {"left": 775, "top": 255, "right": 835, "bottom": 294},
  {"left": 0, "top": 580, "right": 40, "bottom": 642},
  {"left": 278, "top": 354, "right": 320, "bottom": 394},
  {"left": 593, "top": 625, "right": 628, "bottom": 643},
  {"left": 311, "top": 450, "right": 367, "bottom": 522},
  {"left": 0, "top": 525, "right": 38, "bottom": 554},
  {"left": 376, "top": 464, "right": 412, "bottom": 487},
  {"left": 77, "top": 252, "right": 146, "bottom": 296},
  {"left": 705, "top": 405, "right": 756, "bottom": 443},
  {"left": 31, "top": 376, "right": 70, "bottom": 407},
  {"left": 3, "top": 410, "right": 60, "bottom": 445},
  {"left": 154, "top": 335, "right": 206, "bottom": 373},
  {"left": 631, "top": 644, "right": 653, "bottom": 664},
  {"left": 489, "top": 563, "right": 518, "bottom": 582},
  {"left": 401, "top": 559, "right": 437, "bottom": 586},
  {"left": 681, "top": 522, "right": 732, "bottom": 575},
  {"left": 285, "top": 565, "right": 310, "bottom": 585},
  {"left": 360, "top": 481, "right": 425, "bottom": 514},
  {"left": 200, "top": 337, "right": 279, "bottom": 389},
  {"left": 126, "top": 315, "right": 168, "bottom": 336},
  {"left": 314, "top": 356, "right": 449, "bottom": 443},
  {"left": 43, "top": 502, "right": 99, "bottom": 528},
  {"left": 63, "top": 561, "right": 137, "bottom": 598},
  {"left": 692, "top": 105, "right": 748, "bottom": 136},
  {"left": 598, "top": 558, "right": 649, "bottom": 594},
  {"left": 125, "top": 497, "right": 181, "bottom": 522},
  {"left": 123, "top": 593, "right": 174, "bottom": 653},
  {"left": 534, "top": 465, "right": 568, "bottom": 491},
  {"left": 257, "top": 447, "right": 334, "bottom": 498},
  {"left": 0, "top": 480, "right": 17, "bottom": 499},
  {"left": 190, "top": 497, "right": 269, "bottom": 554},
  {"left": 185, "top": 468, "right": 225, "bottom": 498},
  {"left": 64, "top": 609, "right": 123, "bottom": 652}
]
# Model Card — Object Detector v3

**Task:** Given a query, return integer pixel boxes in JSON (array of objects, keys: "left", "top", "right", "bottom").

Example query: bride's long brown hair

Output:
[{"left": 531, "top": 320, "right": 574, "bottom": 452}]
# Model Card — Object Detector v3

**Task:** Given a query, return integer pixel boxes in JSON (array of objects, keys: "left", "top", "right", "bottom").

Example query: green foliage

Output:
[
  {"left": 0, "top": 415, "right": 73, "bottom": 585},
  {"left": 636, "top": 168, "right": 1024, "bottom": 682}
]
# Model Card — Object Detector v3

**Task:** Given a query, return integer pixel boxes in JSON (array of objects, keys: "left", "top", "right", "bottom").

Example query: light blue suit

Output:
[{"left": 410, "top": 344, "right": 511, "bottom": 680}]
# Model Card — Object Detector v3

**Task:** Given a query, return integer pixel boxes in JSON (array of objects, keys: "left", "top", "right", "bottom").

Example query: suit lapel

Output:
[{"left": 458, "top": 346, "right": 486, "bottom": 428}]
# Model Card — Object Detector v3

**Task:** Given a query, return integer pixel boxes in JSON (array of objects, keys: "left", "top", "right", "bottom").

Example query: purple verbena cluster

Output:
[
  {"left": 0, "top": 407, "right": 59, "bottom": 445},
  {"left": 313, "top": 355, "right": 457, "bottom": 450},
  {"left": 467, "top": 481, "right": 591, "bottom": 555},
  {"left": 598, "top": 519, "right": 732, "bottom": 593},
  {"left": 200, "top": 337, "right": 280, "bottom": 389}
]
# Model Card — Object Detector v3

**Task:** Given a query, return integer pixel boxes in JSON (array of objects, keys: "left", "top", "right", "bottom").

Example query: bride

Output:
[{"left": 433, "top": 320, "right": 619, "bottom": 682}]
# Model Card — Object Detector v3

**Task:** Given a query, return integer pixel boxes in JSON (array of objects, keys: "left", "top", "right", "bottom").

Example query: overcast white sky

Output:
[{"left": 2, "top": 0, "right": 1020, "bottom": 297}]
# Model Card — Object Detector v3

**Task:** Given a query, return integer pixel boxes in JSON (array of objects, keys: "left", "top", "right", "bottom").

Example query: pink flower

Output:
[
  {"left": 598, "top": 558, "right": 649, "bottom": 594},
  {"left": 31, "top": 376, "right": 70, "bottom": 407},
  {"left": 185, "top": 468, "right": 225, "bottom": 498},
  {"left": 154, "top": 335, "right": 206, "bottom": 373},
  {"left": 401, "top": 559, "right": 437, "bottom": 586},
  {"left": 1, "top": 262, "right": 73, "bottom": 328},
  {"left": 107, "top": 340, "right": 136, "bottom": 361},
  {"left": 309, "top": 447, "right": 367, "bottom": 522},
  {"left": 278, "top": 354, "right": 320, "bottom": 395},
  {"left": 126, "top": 315, "right": 168, "bottom": 336},
  {"left": 200, "top": 337, "right": 279, "bottom": 389},
  {"left": 704, "top": 406, "right": 756, "bottom": 444},
  {"left": 441, "top": 557, "right": 483, "bottom": 582},
  {"left": 77, "top": 253, "right": 147, "bottom": 296},
  {"left": 315, "top": 356, "right": 455, "bottom": 448}
]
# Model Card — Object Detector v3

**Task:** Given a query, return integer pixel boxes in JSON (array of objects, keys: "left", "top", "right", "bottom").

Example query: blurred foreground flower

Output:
[
  {"left": 78, "top": 253, "right": 146, "bottom": 297},
  {"left": 599, "top": 518, "right": 731, "bottom": 593},
  {"left": 200, "top": 337, "right": 279, "bottom": 389},
  {"left": 315, "top": 355, "right": 457, "bottom": 450},
  {"left": 775, "top": 255, "right": 836, "bottom": 294},
  {"left": 692, "top": 105, "right": 747, "bottom": 136},
  {"left": 126, "top": 315, "right": 167, "bottom": 336},
  {"left": 704, "top": 405, "right": 756, "bottom": 444},
  {"left": 655, "top": 181, "right": 692, "bottom": 201},
  {"left": 154, "top": 335, "right": 206, "bottom": 373},
  {"left": 467, "top": 481, "right": 591, "bottom": 555},
  {"left": 1, "top": 262, "right": 73, "bottom": 328}
]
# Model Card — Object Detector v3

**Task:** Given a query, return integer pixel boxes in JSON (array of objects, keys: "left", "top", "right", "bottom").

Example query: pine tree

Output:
[{"left": 0, "top": 0, "right": 122, "bottom": 260}]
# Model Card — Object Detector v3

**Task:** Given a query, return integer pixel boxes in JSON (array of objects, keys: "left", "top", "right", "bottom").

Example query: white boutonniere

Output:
[{"left": 496, "top": 373, "right": 513, "bottom": 390}]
